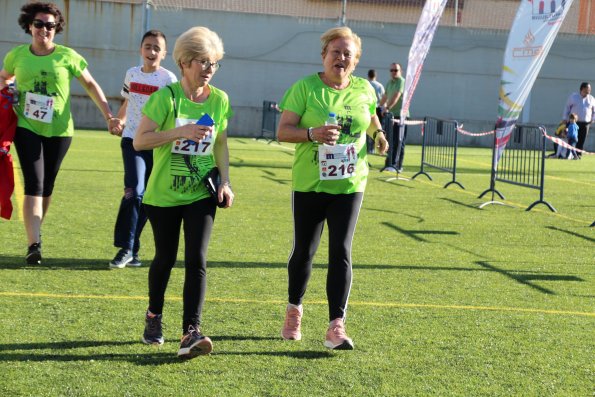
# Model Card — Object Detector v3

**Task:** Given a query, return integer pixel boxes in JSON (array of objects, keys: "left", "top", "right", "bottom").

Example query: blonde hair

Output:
[
  {"left": 320, "top": 26, "right": 362, "bottom": 60},
  {"left": 173, "top": 26, "right": 224, "bottom": 75}
]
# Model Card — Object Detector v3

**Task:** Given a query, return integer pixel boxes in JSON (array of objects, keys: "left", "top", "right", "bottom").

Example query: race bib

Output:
[
  {"left": 318, "top": 143, "right": 357, "bottom": 180},
  {"left": 24, "top": 92, "right": 54, "bottom": 123},
  {"left": 171, "top": 118, "right": 215, "bottom": 156}
]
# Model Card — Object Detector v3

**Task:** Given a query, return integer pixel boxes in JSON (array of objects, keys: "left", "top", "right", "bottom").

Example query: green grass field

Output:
[{"left": 0, "top": 131, "right": 593, "bottom": 396}]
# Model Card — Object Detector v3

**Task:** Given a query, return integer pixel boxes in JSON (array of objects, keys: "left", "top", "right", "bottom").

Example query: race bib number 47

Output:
[
  {"left": 318, "top": 143, "right": 357, "bottom": 180},
  {"left": 24, "top": 92, "right": 54, "bottom": 123},
  {"left": 171, "top": 118, "right": 215, "bottom": 156}
]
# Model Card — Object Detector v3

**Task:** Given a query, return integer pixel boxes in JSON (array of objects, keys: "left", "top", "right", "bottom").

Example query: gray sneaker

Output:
[
  {"left": 178, "top": 326, "right": 212, "bottom": 359},
  {"left": 142, "top": 312, "right": 164, "bottom": 345},
  {"left": 109, "top": 248, "right": 132, "bottom": 269}
]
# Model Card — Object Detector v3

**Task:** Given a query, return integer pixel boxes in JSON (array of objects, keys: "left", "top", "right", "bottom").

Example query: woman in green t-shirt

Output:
[
  {"left": 133, "top": 26, "right": 234, "bottom": 360},
  {"left": 277, "top": 26, "right": 388, "bottom": 350},
  {"left": 0, "top": 2, "right": 113, "bottom": 265}
]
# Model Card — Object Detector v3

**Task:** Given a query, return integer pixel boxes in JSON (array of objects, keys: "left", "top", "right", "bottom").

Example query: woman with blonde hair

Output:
[
  {"left": 277, "top": 26, "right": 388, "bottom": 349},
  {"left": 134, "top": 26, "right": 234, "bottom": 359}
]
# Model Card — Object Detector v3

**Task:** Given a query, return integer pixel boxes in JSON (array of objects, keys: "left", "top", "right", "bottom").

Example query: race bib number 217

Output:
[{"left": 171, "top": 118, "right": 214, "bottom": 156}]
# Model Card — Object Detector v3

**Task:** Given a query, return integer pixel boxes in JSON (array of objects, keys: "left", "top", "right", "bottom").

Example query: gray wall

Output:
[{"left": 1, "top": 1, "right": 594, "bottom": 149}]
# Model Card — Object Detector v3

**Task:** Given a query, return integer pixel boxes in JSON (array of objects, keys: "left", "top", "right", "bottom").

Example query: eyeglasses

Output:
[
  {"left": 194, "top": 59, "right": 221, "bottom": 71},
  {"left": 32, "top": 19, "right": 57, "bottom": 30},
  {"left": 329, "top": 50, "right": 353, "bottom": 60},
  {"left": 390, "top": 69, "right": 400, "bottom": 72}
]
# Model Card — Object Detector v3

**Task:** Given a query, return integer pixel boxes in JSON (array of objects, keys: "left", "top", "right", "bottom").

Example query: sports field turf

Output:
[{"left": 0, "top": 131, "right": 593, "bottom": 396}]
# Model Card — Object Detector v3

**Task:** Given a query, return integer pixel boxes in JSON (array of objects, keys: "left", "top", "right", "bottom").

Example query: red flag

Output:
[{"left": 0, "top": 86, "right": 17, "bottom": 220}]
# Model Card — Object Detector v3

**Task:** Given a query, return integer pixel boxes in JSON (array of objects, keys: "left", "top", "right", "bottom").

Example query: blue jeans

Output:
[
  {"left": 567, "top": 138, "right": 578, "bottom": 158},
  {"left": 113, "top": 138, "right": 153, "bottom": 253}
]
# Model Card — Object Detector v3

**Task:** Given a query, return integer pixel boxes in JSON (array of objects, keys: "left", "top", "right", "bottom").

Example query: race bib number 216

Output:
[{"left": 318, "top": 143, "right": 357, "bottom": 180}]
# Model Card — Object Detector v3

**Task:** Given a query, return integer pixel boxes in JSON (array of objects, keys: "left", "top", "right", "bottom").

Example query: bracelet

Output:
[
  {"left": 307, "top": 127, "right": 314, "bottom": 142},
  {"left": 373, "top": 129, "right": 385, "bottom": 139}
]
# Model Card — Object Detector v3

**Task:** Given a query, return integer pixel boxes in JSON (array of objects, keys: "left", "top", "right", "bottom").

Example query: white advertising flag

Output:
[
  {"left": 401, "top": 0, "right": 448, "bottom": 121},
  {"left": 494, "top": 0, "right": 574, "bottom": 166}
]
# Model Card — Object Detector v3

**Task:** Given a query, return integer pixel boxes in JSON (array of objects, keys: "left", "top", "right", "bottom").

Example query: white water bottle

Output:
[
  {"left": 325, "top": 112, "right": 338, "bottom": 126},
  {"left": 8, "top": 83, "right": 19, "bottom": 105}
]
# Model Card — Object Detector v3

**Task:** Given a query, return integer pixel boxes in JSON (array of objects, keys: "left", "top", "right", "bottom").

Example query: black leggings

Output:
[
  {"left": 287, "top": 191, "right": 363, "bottom": 322},
  {"left": 145, "top": 199, "right": 216, "bottom": 333},
  {"left": 13, "top": 127, "right": 72, "bottom": 197}
]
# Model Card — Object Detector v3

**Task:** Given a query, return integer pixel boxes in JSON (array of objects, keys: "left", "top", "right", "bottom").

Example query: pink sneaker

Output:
[
  {"left": 281, "top": 304, "right": 302, "bottom": 340},
  {"left": 324, "top": 318, "right": 353, "bottom": 350}
]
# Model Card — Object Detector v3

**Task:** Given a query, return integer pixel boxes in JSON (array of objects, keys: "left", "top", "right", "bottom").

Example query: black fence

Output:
[
  {"left": 412, "top": 117, "right": 464, "bottom": 189},
  {"left": 380, "top": 112, "right": 395, "bottom": 171},
  {"left": 479, "top": 124, "right": 555, "bottom": 212},
  {"left": 258, "top": 100, "right": 280, "bottom": 142}
]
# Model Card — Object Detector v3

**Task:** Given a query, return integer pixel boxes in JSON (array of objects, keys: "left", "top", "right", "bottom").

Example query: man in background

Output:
[
  {"left": 379, "top": 62, "right": 408, "bottom": 172},
  {"left": 562, "top": 81, "right": 595, "bottom": 158}
]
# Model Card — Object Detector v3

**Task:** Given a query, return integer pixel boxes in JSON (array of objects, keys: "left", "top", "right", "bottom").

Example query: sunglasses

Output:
[
  {"left": 390, "top": 69, "right": 400, "bottom": 72},
  {"left": 32, "top": 19, "right": 57, "bottom": 30}
]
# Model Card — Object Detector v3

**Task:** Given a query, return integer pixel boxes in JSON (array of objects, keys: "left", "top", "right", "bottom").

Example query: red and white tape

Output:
[
  {"left": 541, "top": 127, "right": 592, "bottom": 155},
  {"left": 456, "top": 127, "right": 495, "bottom": 137},
  {"left": 390, "top": 119, "right": 426, "bottom": 126}
]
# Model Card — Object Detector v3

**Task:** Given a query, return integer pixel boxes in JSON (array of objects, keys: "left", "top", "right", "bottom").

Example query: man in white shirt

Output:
[{"left": 562, "top": 82, "right": 595, "bottom": 157}]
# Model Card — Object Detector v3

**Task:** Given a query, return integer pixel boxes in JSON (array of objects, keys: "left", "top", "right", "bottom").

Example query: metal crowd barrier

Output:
[
  {"left": 258, "top": 100, "right": 280, "bottom": 143},
  {"left": 479, "top": 124, "right": 555, "bottom": 212},
  {"left": 380, "top": 112, "right": 395, "bottom": 171},
  {"left": 411, "top": 116, "right": 464, "bottom": 189}
]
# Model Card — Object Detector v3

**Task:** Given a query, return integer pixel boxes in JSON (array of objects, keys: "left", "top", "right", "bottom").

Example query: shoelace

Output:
[
  {"left": 183, "top": 326, "right": 203, "bottom": 342},
  {"left": 147, "top": 315, "right": 162, "bottom": 334},
  {"left": 330, "top": 323, "right": 347, "bottom": 339},
  {"left": 115, "top": 250, "right": 131, "bottom": 262},
  {"left": 285, "top": 308, "right": 301, "bottom": 329}
]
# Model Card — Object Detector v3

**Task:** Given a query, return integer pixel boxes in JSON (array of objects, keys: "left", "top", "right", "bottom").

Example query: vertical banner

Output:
[
  {"left": 400, "top": 0, "right": 448, "bottom": 121},
  {"left": 494, "top": 0, "right": 574, "bottom": 167}
]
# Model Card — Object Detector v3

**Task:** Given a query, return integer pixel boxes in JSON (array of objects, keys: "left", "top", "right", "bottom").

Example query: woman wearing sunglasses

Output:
[{"left": 0, "top": 2, "right": 113, "bottom": 265}]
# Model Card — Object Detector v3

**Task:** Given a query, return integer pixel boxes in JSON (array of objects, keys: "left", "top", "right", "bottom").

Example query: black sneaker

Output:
[
  {"left": 109, "top": 248, "right": 133, "bottom": 269},
  {"left": 127, "top": 254, "right": 142, "bottom": 267},
  {"left": 177, "top": 326, "right": 212, "bottom": 359},
  {"left": 142, "top": 312, "right": 164, "bottom": 345},
  {"left": 26, "top": 242, "right": 42, "bottom": 265}
]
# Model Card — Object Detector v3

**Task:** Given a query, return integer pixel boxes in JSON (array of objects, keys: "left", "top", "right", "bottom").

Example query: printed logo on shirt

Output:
[{"left": 129, "top": 82, "right": 159, "bottom": 96}]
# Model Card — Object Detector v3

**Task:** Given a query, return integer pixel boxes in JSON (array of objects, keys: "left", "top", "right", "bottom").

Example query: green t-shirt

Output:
[
  {"left": 385, "top": 76, "right": 409, "bottom": 117},
  {"left": 279, "top": 73, "right": 376, "bottom": 194},
  {"left": 142, "top": 82, "right": 233, "bottom": 207},
  {"left": 3, "top": 44, "right": 88, "bottom": 137}
]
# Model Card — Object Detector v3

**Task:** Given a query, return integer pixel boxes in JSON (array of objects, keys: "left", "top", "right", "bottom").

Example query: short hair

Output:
[
  {"left": 173, "top": 27, "right": 224, "bottom": 75},
  {"left": 18, "top": 2, "right": 65, "bottom": 35},
  {"left": 569, "top": 112, "right": 578, "bottom": 120},
  {"left": 368, "top": 69, "right": 376, "bottom": 79},
  {"left": 320, "top": 26, "right": 362, "bottom": 60},
  {"left": 580, "top": 82, "right": 590, "bottom": 91},
  {"left": 141, "top": 30, "right": 167, "bottom": 46}
]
